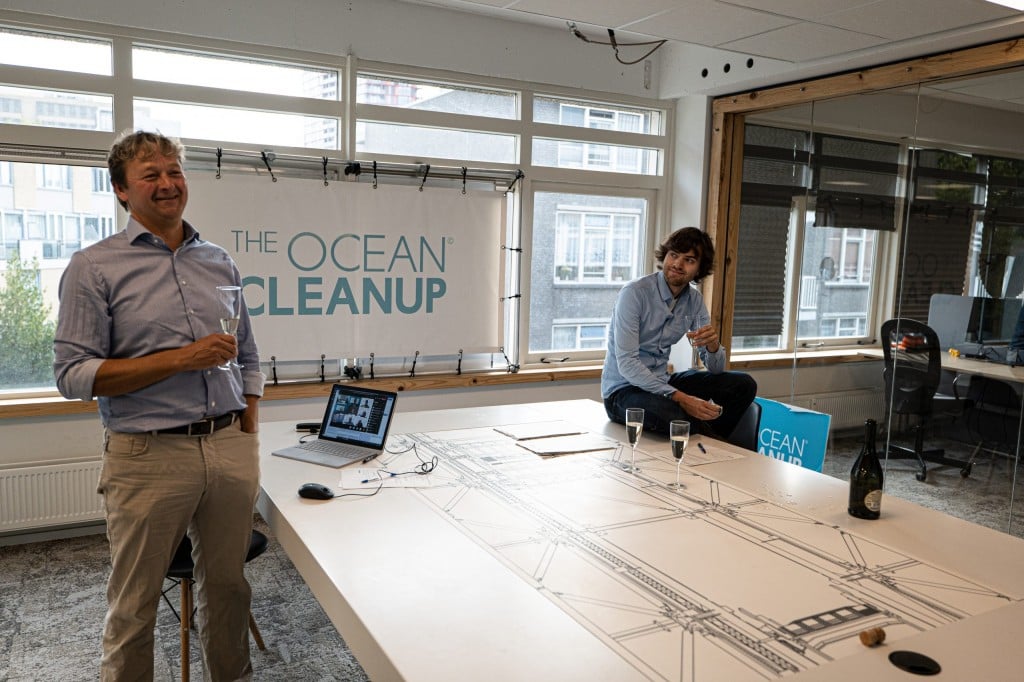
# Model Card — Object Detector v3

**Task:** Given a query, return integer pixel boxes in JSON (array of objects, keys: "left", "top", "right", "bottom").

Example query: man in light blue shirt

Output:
[
  {"left": 54, "top": 131, "right": 261, "bottom": 681},
  {"left": 602, "top": 227, "right": 756, "bottom": 438}
]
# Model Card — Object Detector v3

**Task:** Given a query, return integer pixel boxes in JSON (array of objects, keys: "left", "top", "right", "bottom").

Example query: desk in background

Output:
[
  {"left": 861, "top": 346, "right": 1024, "bottom": 383},
  {"left": 257, "top": 399, "right": 1024, "bottom": 681}
]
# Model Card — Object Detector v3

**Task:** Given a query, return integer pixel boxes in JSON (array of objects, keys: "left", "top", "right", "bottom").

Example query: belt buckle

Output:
[{"left": 187, "top": 418, "right": 216, "bottom": 437}]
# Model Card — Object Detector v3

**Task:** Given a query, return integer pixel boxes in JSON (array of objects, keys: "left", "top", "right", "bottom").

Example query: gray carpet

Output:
[
  {"left": 2, "top": 431, "right": 1022, "bottom": 681},
  {"left": 0, "top": 517, "right": 369, "bottom": 682}
]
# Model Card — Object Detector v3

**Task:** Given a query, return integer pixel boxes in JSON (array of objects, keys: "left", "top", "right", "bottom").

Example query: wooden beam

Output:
[{"left": 714, "top": 38, "right": 1024, "bottom": 116}]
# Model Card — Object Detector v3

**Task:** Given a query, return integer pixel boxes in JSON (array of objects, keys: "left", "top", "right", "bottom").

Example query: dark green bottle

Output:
[{"left": 848, "top": 419, "right": 883, "bottom": 520}]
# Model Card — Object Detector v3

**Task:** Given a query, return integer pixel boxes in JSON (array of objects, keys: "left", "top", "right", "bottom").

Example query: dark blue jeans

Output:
[{"left": 603, "top": 370, "right": 757, "bottom": 439}]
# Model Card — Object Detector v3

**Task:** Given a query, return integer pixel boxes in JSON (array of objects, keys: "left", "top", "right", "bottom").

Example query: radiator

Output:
[
  {"left": 776, "top": 389, "right": 885, "bottom": 431},
  {"left": 0, "top": 461, "right": 105, "bottom": 533}
]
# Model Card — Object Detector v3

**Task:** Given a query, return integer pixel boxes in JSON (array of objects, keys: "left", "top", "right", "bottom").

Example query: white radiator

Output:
[
  {"left": 0, "top": 461, "right": 105, "bottom": 533},
  {"left": 775, "top": 389, "right": 885, "bottom": 431}
]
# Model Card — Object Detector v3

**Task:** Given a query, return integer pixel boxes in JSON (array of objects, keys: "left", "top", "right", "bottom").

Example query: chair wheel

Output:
[
  {"left": 915, "top": 469, "right": 927, "bottom": 482},
  {"left": 960, "top": 463, "right": 972, "bottom": 478}
]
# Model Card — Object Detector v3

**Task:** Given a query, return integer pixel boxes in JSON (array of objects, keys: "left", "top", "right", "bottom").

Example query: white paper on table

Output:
[
  {"left": 494, "top": 420, "right": 584, "bottom": 441},
  {"left": 516, "top": 433, "right": 618, "bottom": 456}
]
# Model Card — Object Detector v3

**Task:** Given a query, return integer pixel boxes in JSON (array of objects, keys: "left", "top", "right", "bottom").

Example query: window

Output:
[
  {"left": 552, "top": 322, "right": 609, "bottom": 351},
  {"left": 0, "top": 85, "right": 113, "bottom": 132},
  {"left": 132, "top": 45, "right": 342, "bottom": 152},
  {"left": 532, "top": 96, "right": 663, "bottom": 175},
  {"left": 134, "top": 100, "right": 339, "bottom": 149},
  {"left": 92, "top": 168, "right": 111, "bottom": 193},
  {"left": 535, "top": 137, "right": 659, "bottom": 175},
  {"left": 356, "top": 121, "right": 517, "bottom": 163},
  {"left": 732, "top": 125, "right": 896, "bottom": 352},
  {"left": 554, "top": 210, "right": 639, "bottom": 283},
  {"left": 534, "top": 97, "right": 661, "bottom": 134},
  {"left": 133, "top": 46, "right": 339, "bottom": 100},
  {"left": 357, "top": 74, "right": 516, "bottom": 118},
  {"left": 37, "top": 165, "right": 72, "bottom": 190},
  {"left": 0, "top": 162, "right": 117, "bottom": 388},
  {"left": 355, "top": 73, "right": 519, "bottom": 163},
  {"left": 0, "top": 27, "right": 111, "bottom": 75},
  {"left": 528, "top": 191, "right": 650, "bottom": 357}
]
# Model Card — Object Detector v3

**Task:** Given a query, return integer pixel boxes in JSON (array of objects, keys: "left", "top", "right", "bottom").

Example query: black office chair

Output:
[
  {"left": 961, "top": 375, "right": 1022, "bottom": 478},
  {"left": 880, "top": 318, "right": 966, "bottom": 481},
  {"left": 727, "top": 400, "right": 761, "bottom": 452},
  {"left": 161, "top": 529, "right": 269, "bottom": 681}
]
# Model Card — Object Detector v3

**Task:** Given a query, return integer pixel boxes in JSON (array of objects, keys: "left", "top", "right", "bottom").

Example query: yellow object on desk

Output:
[{"left": 949, "top": 348, "right": 960, "bottom": 358}]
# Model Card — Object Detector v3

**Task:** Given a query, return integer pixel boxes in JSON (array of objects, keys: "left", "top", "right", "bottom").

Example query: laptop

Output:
[{"left": 272, "top": 384, "right": 398, "bottom": 468}]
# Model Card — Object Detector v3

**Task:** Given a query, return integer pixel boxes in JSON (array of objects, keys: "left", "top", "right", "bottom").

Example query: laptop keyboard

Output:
[{"left": 300, "top": 439, "right": 366, "bottom": 459}]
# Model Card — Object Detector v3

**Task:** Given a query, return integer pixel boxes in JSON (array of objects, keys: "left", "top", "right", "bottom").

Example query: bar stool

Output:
[{"left": 161, "top": 529, "right": 269, "bottom": 681}]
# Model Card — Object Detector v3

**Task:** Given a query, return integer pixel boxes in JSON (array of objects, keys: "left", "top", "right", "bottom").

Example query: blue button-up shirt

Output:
[
  {"left": 54, "top": 218, "right": 264, "bottom": 432},
  {"left": 601, "top": 271, "right": 725, "bottom": 399}
]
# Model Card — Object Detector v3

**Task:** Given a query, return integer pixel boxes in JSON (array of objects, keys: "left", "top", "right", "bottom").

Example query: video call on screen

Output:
[{"left": 329, "top": 395, "right": 387, "bottom": 435}]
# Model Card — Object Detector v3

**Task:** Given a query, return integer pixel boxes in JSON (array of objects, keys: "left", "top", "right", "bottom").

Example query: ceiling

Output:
[{"left": 397, "top": 0, "right": 1024, "bottom": 99}]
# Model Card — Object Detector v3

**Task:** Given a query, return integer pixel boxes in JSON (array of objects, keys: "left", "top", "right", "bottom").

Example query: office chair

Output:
[
  {"left": 727, "top": 400, "right": 762, "bottom": 452},
  {"left": 161, "top": 529, "right": 269, "bottom": 681},
  {"left": 880, "top": 318, "right": 967, "bottom": 481},
  {"left": 961, "top": 375, "right": 1022, "bottom": 478}
]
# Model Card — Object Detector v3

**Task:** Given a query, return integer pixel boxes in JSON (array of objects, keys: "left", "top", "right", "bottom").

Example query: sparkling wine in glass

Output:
[
  {"left": 625, "top": 407, "right": 644, "bottom": 472},
  {"left": 669, "top": 420, "right": 690, "bottom": 488},
  {"left": 216, "top": 285, "right": 243, "bottom": 371}
]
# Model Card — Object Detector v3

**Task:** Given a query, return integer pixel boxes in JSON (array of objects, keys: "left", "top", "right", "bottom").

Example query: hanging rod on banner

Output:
[
  {"left": 0, "top": 142, "right": 525, "bottom": 190},
  {"left": 187, "top": 145, "right": 524, "bottom": 189}
]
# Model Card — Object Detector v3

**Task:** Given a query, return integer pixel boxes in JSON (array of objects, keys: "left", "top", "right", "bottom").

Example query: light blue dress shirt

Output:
[
  {"left": 54, "top": 218, "right": 264, "bottom": 432},
  {"left": 601, "top": 271, "right": 725, "bottom": 399}
]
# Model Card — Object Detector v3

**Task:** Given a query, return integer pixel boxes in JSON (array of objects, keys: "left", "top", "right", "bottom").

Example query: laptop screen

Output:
[{"left": 318, "top": 384, "right": 398, "bottom": 449}]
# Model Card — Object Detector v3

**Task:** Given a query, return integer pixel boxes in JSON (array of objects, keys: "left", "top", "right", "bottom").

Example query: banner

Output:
[
  {"left": 186, "top": 174, "right": 505, "bottom": 360},
  {"left": 754, "top": 397, "right": 831, "bottom": 472}
]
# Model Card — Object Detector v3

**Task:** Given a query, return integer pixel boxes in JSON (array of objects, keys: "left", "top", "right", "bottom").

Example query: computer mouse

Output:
[{"left": 298, "top": 482, "right": 335, "bottom": 500}]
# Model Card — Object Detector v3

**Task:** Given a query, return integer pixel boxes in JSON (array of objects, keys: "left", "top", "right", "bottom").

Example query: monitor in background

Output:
[
  {"left": 927, "top": 294, "right": 973, "bottom": 350},
  {"left": 966, "top": 297, "right": 1021, "bottom": 346}
]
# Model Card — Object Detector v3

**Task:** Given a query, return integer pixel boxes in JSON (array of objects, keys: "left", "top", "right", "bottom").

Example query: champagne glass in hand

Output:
[
  {"left": 216, "top": 285, "right": 243, "bottom": 370},
  {"left": 625, "top": 407, "right": 644, "bottom": 472},
  {"left": 669, "top": 420, "right": 689, "bottom": 488}
]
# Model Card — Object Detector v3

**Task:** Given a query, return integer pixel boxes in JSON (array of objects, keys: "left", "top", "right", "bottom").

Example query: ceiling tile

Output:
[
  {"left": 509, "top": 0, "right": 679, "bottom": 29},
  {"left": 718, "top": 0, "right": 883, "bottom": 21},
  {"left": 721, "top": 22, "right": 888, "bottom": 62},
  {"left": 624, "top": 0, "right": 796, "bottom": 46},
  {"left": 822, "top": 0, "right": 1018, "bottom": 40}
]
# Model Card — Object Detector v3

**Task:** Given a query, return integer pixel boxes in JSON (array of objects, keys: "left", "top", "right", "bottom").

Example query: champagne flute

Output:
[
  {"left": 625, "top": 407, "right": 644, "bottom": 472},
  {"left": 669, "top": 420, "right": 689, "bottom": 488},
  {"left": 216, "top": 285, "right": 243, "bottom": 371}
]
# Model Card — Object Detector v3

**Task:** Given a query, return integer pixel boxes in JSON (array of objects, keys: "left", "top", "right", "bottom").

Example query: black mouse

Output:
[{"left": 298, "top": 482, "right": 335, "bottom": 500}]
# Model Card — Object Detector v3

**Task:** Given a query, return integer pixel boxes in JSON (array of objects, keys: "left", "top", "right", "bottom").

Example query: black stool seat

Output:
[{"left": 167, "top": 529, "right": 269, "bottom": 579}]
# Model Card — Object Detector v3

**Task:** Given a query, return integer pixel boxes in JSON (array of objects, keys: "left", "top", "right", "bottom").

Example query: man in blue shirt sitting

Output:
[{"left": 601, "top": 227, "right": 756, "bottom": 439}]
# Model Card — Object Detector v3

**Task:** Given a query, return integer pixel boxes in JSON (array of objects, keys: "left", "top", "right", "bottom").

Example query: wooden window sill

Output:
[{"left": 0, "top": 366, "right": 604, "bottom": 420}]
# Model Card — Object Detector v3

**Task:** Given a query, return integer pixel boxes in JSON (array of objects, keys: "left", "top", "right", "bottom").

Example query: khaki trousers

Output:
[{"left": 98, "top": 422, "right": 260, "bottom": 682}]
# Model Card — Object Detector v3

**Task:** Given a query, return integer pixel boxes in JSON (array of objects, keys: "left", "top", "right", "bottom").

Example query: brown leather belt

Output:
[{"left": 154, "top": 411, "right": 240, "bottom": 436}]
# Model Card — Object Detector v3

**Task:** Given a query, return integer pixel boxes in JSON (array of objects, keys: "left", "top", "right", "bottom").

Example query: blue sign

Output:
[{"left": 754, "top": 397, "right": 831, "bottom": 472}]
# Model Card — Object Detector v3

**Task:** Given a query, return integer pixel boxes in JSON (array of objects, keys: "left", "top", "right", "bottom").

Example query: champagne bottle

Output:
[{"left": 848, "top": 419, "right": 884, "bottom": 520}]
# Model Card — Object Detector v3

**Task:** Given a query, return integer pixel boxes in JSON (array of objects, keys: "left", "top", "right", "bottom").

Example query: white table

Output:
[{"left": 257, "top": 399, "right": 1024, "bottom": 681}]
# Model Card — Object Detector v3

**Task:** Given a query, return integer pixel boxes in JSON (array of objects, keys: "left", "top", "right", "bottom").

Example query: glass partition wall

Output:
[{"left": 709, "top": 41, "right": 1024, "bottom": 537}]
